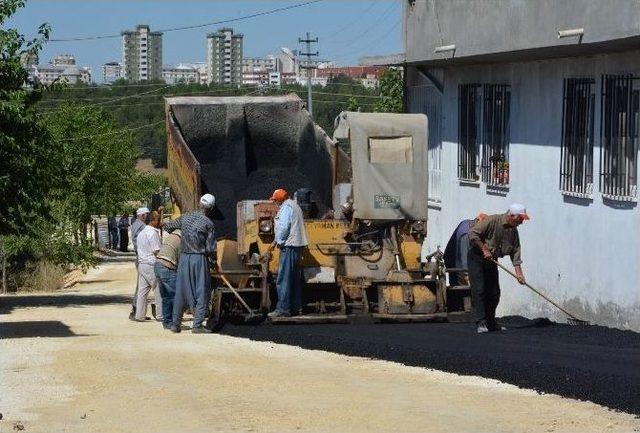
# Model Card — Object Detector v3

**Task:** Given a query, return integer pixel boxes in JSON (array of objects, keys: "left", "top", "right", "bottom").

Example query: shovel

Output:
[
  {"left": 216, "top": 271, "right": 263, "bottom": 322},
  {"left": 491, "top": 259, "right": 590, "bottom": 326}
]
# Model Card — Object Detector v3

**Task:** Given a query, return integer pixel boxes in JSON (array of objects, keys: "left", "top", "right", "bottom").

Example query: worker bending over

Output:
[
  {"left": 468, "top": 203, "right": 529, "bottom": 334},
  {"left": 267, "top": 189, "right": 308, "bottom": 318},
  {"left": 164, "top": 194, "right": 217, "bottom": 334},
  {"left": 154, "top": 229, "right": 181, "bottom": 330}
]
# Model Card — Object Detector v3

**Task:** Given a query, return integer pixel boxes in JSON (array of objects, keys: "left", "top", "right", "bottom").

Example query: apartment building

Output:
[
  {"left": 207, "top": 28, "right": 243, "bottom": 85},
  {"left": 121, "top": 25, "right": 163, "bottom": 82}
]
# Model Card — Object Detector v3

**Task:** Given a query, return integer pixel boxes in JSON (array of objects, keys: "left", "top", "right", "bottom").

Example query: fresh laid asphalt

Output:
[{"left": 221, "top": 316, "right": 640, "bottom": 415}]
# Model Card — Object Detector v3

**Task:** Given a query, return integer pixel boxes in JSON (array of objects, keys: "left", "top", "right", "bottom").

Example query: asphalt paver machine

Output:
[{"left": 207, "top": 111, "right": 471, "bottom": 329}]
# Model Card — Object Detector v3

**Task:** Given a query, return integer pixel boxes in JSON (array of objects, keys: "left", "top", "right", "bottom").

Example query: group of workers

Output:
[
  {"left": 123, "top": 183, "right": 529, "bottom": 335},
  {"left": 126, "top": 188, "right": 307, "bottom": 333}
]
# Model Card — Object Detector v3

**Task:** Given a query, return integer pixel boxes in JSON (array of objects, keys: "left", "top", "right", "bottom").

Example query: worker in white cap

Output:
[
  {"left": 163, "top": 193, "right": 217, "bottom": 333},
  {"left": 128, "top": 206, "right": 150, "bottom": 320},
  {"left": 468, "top": 203, "right": 529, "bottom": 334}
]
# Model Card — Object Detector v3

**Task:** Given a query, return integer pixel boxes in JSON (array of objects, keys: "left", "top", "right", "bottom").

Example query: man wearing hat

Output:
[
  {"left": 163, "top": 193, "right": 217, "bottom": 333},
  {"left": 267, "top": 188, "right": 308, "bottom": 318},
  {"left": 128, "top": 207, "right": 150, "bottom": 320},
  {"left": 468, "top": 203, "right": 529, "bottom": 333}
]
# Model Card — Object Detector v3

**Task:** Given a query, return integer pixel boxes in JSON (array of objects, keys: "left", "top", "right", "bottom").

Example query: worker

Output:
[
  {"left": 267, "top": 188, "right": 308, "bottom": 318},
  {"left": 133, "top": 211, "right": 162, "bottom": 322},
  {"left": 468, "top": 204, "right": 529, "bottom": 334},
  {"left": 154, "top": 229, "right": 182, "bottom": 330},
  {"left": 443, "top": 213, "right": 488, "bottom": 286},
  {"left": 107, "top": 216, "right": 119, "bottom": 250},
  {"left": 131, "top": 207, "right": 150, "bottom": 253},
  {"left": 117, "top": 213, "right": 130, "bottom": 252},
  {"left": 128, "top": 207, "right": 150, "bottom": 320},
  {"left": 164, "top": 193, "right": 217, "bottom": 334}
]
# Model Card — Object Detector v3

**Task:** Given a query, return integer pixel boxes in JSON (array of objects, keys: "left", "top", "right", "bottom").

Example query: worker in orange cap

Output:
[{"left": 267, "top": 188, "right": 308, "bottom": 318}]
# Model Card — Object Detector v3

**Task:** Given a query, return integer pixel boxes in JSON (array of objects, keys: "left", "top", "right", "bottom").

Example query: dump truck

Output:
[{"left": 164, "top": 94, "right": 471, "bottom": 329}]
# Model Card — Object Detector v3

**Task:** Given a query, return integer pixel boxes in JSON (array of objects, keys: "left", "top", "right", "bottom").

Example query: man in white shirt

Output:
[{"left": 133, "top": 211, "right": 162, "bottom": 322}]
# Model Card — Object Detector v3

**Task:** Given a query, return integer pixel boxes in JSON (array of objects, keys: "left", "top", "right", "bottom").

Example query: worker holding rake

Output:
[{"left": 468, "top": 203, "right": 529, "bottom": 334}]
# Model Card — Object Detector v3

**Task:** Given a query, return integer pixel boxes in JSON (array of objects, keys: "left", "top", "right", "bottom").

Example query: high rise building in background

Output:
[
  {"left": 207, "top": 28, "right": 243, "bottom": 85},
  {"left": 102, "top": 61, "right": 122, "bottom": 84},
  {"left": 121, "top": 25, "right": 162, "bottom": 82}
]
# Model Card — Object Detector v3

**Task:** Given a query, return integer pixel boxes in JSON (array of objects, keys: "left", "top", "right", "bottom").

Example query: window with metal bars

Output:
[
  {"left": 600, "top": 74, "right": 639, "bottom": 199},
  {"left": 560, "top": 78, "right": 595, "bottom": 195},
  {"left": 458, "top": 84, "right": 481, "bottom": 181},
  {"left": 481, "top": 84, "right": 511, "bottom": 186}
]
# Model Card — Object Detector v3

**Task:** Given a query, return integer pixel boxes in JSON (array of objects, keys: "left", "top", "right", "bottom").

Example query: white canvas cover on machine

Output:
[{"left": 333, "top": 112, "right": 428, "bottom": 221}]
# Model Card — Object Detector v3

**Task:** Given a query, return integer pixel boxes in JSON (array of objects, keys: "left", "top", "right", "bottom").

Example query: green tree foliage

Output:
[
  {"left": 0, "top": 0, "right": 55, "bottom": 238},
  {"left": 0, "top": 1, "right": 164, "bottom": 286},
  {"left": 45, "top": 103, "right": 164, "bottom": 227},
  {"left": 375, "top": 68, "right": 404, "bottom": 113}
]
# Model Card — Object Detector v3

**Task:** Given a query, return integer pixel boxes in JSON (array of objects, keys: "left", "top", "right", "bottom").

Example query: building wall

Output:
[
  {"left": 207, "top": 28, "right": 243, "bottom": 85},
  {"left": 122, "top": 25, "right": 162, "bottom": 82},
  {"left": 407, "top": 50, "right": 640, "bottom": 330},
  {"left": 405, "top": 0, "right": 640, "bottom": 64}
]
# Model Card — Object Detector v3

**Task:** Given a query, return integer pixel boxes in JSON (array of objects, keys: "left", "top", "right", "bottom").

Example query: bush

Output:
[{"left": 14, "top": 260, "right": 67, "bottom": 292}]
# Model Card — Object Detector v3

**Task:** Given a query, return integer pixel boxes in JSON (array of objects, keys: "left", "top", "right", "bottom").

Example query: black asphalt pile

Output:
[
  {"left": 222, "top": 317, "right": 640, "bottom": 414},
  {"left": 171, "top": 98, "right": 336, "bottom": 237}
]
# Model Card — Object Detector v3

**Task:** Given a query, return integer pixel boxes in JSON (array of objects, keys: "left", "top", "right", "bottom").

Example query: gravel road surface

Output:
[{"left": 1, "top": 257, "right": 638, "bottom": 433}]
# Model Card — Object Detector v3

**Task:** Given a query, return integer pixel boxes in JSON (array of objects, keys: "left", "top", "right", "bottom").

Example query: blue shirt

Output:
[{"left": 274, "top": 203, "right": 293, "bottom": 246}]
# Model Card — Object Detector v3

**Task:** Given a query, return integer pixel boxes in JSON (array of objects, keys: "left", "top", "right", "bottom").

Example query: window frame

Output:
[{"left": 560, "top": 77, "right": 595, "bottom": 196}]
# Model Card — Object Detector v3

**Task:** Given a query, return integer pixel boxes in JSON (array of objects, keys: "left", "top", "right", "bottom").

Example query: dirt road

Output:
[{"left": 1, "top": 258, "right": 638, "bottom": 433}]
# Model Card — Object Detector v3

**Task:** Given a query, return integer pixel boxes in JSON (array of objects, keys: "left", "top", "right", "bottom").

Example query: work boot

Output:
[
  {"left": 477, "top": 321, "right": 489, "bottom": 334},
  {"left": 267, "top": 310, "right": 291, "bottom": 319},
  {"left": 192, "top": 326, "right": 212, "bottom": 334},
  {"left": 170, "top": 325, "right": 181, "bottom": 333}
]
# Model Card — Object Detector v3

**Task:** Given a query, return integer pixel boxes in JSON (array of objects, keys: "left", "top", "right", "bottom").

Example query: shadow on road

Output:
[
  {"left": 0, "top": 294, "right": 131, "bottom": 314},
  {"left": 0, "top": 320, "right": 87, "bottom": 339}
]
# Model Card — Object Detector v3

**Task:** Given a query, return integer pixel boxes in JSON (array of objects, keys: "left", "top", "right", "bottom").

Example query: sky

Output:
[{"left": 8, "top": 0, "right": 403, "bottom": 82}]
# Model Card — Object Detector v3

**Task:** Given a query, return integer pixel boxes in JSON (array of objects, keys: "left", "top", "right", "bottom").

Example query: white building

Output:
[
  {"left": 121, "top": 25, "right": 163, "bottom": 82},
  {"left": 207, "top": 28, "right": 243, "bottom": 85},
  {"left": 33, "top": 54, "right": 92, "bottom": 86},
  {"left": 162, "top": 64, "right": 200, "bottom": 85},
  {"left": 402, "top": 0, "right": 640, "bottom": 330},
  {"left": 242, "top": 55, "right": 279, "bottom": 86},
  {"left": 102, "top": 62, "right": 122, "bottom": 84}
]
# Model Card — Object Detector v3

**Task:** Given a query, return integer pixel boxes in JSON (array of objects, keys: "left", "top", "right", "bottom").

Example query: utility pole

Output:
[{"left": 298, "top": 32, "right": 319, "bottom": 116}]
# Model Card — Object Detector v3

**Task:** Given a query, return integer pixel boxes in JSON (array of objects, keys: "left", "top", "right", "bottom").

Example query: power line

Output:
[
  {"left": 54, "top": 120, "right": 165, "bottom": 142},
  {"left": 320, "top": 2, "right": 379, "bottom": 43},
  {"left": 38, "top": 89, "right": 382, "bottom": 107},
  {"left": 331, "top": 2, "right": 397, "bottom": 51},
  {"left": 331, "top": 17, "right": 402, "bottom": 61},
  {"left": 49, "top": 0, "right": 324, "bottom": 42}
]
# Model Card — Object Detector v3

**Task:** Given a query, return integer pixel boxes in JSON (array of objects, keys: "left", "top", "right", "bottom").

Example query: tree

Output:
[
  {"left": 375, "top": 68, "right": 404, "bottom": 113},
  {"left": 44, "top": 103, "right": 164, "bottom": 243},
  {"left": 0, "top": 0, "right": 59, "bottom": 290}
]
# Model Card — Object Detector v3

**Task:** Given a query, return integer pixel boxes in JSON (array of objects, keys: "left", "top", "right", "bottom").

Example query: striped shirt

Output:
[{"left": 164, "top": 210, "right": 216, "bottom": 256}]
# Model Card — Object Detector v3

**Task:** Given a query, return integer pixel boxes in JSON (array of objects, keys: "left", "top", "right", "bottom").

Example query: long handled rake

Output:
[{"left": 491, "top": 259, "right": 590, "bottom": 326}]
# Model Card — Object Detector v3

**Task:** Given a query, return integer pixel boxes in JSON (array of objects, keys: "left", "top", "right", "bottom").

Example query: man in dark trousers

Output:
[
  {"left": 468, "top": 204, "right": 529, "bottom": 333},
  {"left": 164, "top": 194, "right": 217, "bottom": 334},
  {"left": 267, "top": 188, "right": 308, "bottom": 318}
]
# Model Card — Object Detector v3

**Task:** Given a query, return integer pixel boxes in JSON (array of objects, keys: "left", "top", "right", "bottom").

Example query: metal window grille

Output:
[
  {"left": 600, "top": 74, "right": 639, "bottom": 199},
  {"left": 560, "top": 78, "right": 595, "bottom": 195},
  {"left": 458, "top": 84, "right": 481, "bottom": 181},
  {"left": 481, "top": 84, "right": 511, "bottom": 186}
]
